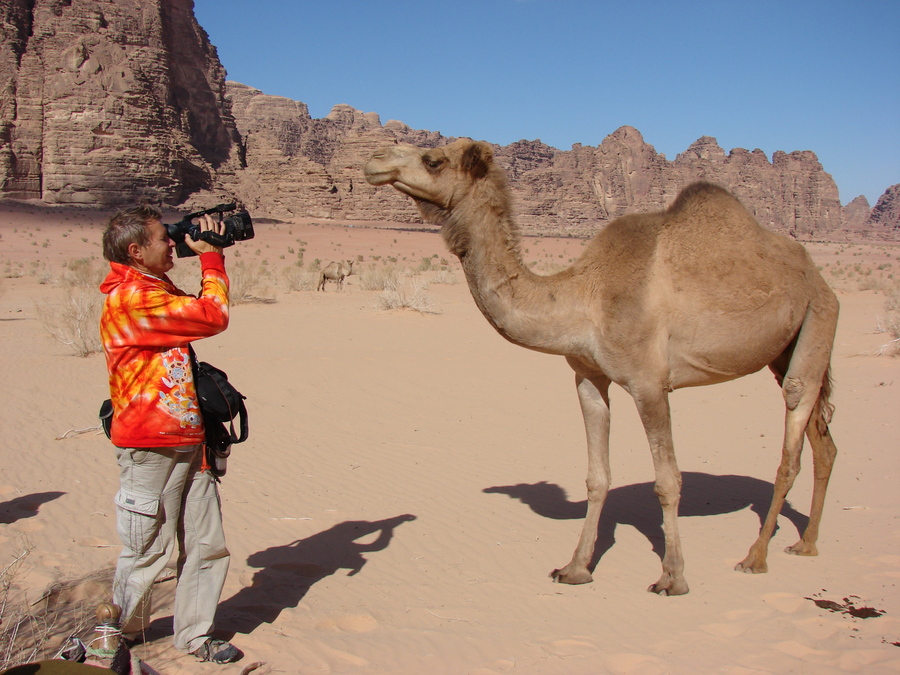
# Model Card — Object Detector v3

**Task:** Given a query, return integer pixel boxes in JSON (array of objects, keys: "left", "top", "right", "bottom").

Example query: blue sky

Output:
[{"left": 193, "top": 0, "right": 898, "bottom": 205}]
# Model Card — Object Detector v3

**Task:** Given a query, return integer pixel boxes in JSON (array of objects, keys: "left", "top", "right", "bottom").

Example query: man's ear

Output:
[{"left": 127, "top": 241, "right": 143, "bottom": 265}]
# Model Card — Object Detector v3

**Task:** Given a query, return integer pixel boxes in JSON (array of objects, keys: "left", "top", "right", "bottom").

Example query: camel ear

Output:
[{"left": 461, "top": 141, "right": 492, "bottom": 180}]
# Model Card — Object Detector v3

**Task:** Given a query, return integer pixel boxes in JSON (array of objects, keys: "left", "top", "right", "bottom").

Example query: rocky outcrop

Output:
[
  {"left": 491, "top": 128, "right": 847, "bottom": 237},
  {"left": 865, "top": 184, "right": 900, "bottom": 235},
  {"left": 0, "top": 0, "right": 896, "bottom": 241},
  {"left": 0, "top": 0, "right": 241, "bottom": 205},
  {"left": 220, "top": 82, "right": 446, "bottom": 222},
  {"left": 842, "top": 195, "right": 872, "bottom": 232}
]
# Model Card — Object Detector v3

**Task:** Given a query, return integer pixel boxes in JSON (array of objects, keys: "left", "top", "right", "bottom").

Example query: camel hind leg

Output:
[
  {"left": 784, "top": 368, "right": 837, "bottom": 557},
  {"left": 736, "top": 299, "right": 838, "bottom": 574}
]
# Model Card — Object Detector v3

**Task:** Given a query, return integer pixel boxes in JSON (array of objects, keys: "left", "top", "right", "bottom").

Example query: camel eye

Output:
[{"left": 422, "top": 156, "right": 445, "bottom": 172}]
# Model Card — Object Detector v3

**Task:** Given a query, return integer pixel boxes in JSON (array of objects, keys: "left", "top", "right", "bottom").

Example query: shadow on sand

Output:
[
  {"left": 0, "top": 491, "right": 65, "bottom": 525},
  {"left": 215, "top": 514, "right": 416, "bottom": 636},
  {"left": 484, "top": 472, "right": 808, "bottom": 569}
]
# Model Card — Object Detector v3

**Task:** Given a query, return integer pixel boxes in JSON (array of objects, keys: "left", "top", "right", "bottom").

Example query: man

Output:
[{"left": 99, "top": 205, "right": 240, "bottom": 664}]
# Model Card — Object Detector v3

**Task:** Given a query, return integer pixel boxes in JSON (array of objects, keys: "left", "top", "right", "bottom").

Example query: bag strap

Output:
[{"left": 230, "top": 399, "right": 249, "bottom": 444}]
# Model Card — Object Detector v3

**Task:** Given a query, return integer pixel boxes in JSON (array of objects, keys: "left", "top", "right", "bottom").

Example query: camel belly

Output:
[{"left": 664, "top": 301, "right": 803, "bottom": 389}]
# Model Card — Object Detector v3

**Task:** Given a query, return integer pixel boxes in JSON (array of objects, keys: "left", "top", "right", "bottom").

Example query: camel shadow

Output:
[
  {"left": 0, "top": 491, "right": 65, "bottom": 524},
  {"left": 215, "top": 514, "right": 416, "bottom": 636},
  {"left": 484, "top": 472, "right": 808, "bottom": 568}
]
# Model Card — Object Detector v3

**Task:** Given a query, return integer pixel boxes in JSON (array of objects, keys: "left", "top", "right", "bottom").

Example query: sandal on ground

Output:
[{"left": 191, "top": 638, "right": 242, "bottom": 664}]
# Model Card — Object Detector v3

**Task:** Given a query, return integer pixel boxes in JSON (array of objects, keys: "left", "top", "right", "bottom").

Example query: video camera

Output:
[{"left": 165, "top": 203, "right": 254, "bottom": 258}]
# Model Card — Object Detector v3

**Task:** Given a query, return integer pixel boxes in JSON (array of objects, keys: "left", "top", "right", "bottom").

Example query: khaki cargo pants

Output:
[{"left": 112, "top": 444, "right": 229, "bottom": 653}]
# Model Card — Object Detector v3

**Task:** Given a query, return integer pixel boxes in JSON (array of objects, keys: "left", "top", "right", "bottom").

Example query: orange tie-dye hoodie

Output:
[{"left": 100, "top": 252, "right": 229, "bottom": 448}]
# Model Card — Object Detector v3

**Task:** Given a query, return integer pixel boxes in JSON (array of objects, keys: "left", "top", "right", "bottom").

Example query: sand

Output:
[{"left": 1, "top": 201, "right": 899, "bottom": 674}]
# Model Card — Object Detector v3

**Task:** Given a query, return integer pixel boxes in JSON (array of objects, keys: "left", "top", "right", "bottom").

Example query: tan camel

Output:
[
  {"left": 364, "top": 139, "right": 840, "bottom": 595},
  {"left": 317, "top": 259, "right": 354, "bottom": 291}
]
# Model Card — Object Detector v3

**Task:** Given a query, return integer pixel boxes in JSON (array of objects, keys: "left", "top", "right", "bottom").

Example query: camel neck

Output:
[{"left": 447, "top": 206, "right": 588, "bottom": 357}]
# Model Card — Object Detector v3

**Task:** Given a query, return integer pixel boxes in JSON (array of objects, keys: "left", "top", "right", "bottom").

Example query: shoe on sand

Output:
[{"left": 191, "top": 638, "right": 242, "bottom": 664}]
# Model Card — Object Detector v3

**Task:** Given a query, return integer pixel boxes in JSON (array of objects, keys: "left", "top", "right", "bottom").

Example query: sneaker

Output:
[{"left": 191, "top": 638, "right": 242, "bottom": 664}]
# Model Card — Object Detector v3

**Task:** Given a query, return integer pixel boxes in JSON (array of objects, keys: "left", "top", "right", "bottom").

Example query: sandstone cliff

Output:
[
  {"left": 0, "top": 0, "right": 241, "bottom": 205},
  {"left": 865, "top": 184, "right": 900, "bottom": 236},
  {"left": 1, "top": 0, "right": 896, "bottom": 241}
]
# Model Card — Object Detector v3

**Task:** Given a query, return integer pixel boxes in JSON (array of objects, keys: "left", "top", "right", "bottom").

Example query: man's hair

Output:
[{"left": 102, "top": 204, "right": 163, "bottom": 263}]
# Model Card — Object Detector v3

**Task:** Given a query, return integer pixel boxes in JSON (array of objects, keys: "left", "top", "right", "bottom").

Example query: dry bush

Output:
[
  {"left": 1, "top": 543, "right": 102, "bottom": 670},
  {"left": 876, "top": 282, "right": 900, "bottom": 356},
  {"left": 376, "top": 274, "right": 438, "bottom": 314},
  {"left": 36, "top": 288, "right": 103, "bottom": 357},
  {"left": 358, "top": 265, "right": 400, "bottom": 291},
  {"left": 281, "top": 265, "right": 318, "bottom": 292},
  {"left": 429, "top": 270, "right": 458, "bottom": 285},
  {"left": 61, "top": 257, "right": 105, "bottom": 288},
  {"left": 229, "top": 260, "right": 276, "bottom": 305},
  {"left": 36, "top": 258, "right": 104, "bottom": 357}
]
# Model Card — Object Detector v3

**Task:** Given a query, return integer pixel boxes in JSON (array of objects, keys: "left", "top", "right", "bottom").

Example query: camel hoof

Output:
[
  {"left": 550, "top": 567, "right": 593, "bottom": 585},
  {"left": 647, "top": 579, "right": 689, "bottom": 596},
  {"left": 734, "top": 560, "right": 768, "bottom": 574},
  {"left": 784, "top": 541, "right": 818, "bottom": 557}
]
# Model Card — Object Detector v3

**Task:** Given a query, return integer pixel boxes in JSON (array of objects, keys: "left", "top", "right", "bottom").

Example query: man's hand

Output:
[{"left": 185, "top": 214, "right": 224, "bottom": 255}]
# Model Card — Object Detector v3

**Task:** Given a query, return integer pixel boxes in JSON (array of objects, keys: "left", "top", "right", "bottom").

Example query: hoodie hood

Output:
[{"left": 100, "top": 261, "right": 174, "bottom": 295}]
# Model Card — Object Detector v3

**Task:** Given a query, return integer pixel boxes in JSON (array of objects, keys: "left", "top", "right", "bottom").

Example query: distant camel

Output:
[
  {"left": 365, "top": 139, "right": 839, "bottom": 596},
  {"left": 317, "top": 260, "right": 354, "bottom": 291}
]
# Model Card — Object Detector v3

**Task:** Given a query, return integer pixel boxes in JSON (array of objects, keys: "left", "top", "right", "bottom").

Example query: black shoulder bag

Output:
[
  {"left": 188, "top": 344, "right": 249, "bottom": 478},
  {"left": 99, "top": 346, "right": 248, "bottom": 479}
]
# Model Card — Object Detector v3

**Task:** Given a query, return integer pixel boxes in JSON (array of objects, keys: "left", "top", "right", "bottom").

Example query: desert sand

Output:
[{"left": 1, "top": 200, "right": 899, "bottom": 674}]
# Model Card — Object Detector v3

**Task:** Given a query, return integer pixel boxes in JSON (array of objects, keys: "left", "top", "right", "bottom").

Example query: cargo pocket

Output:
[{"left": 114, "top": 489, "right": 161, "bottom": 555}]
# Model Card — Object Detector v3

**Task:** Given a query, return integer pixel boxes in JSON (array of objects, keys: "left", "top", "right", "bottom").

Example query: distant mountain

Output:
[{"left": 0, "top": 0, "right": 896, "bottom": 240}]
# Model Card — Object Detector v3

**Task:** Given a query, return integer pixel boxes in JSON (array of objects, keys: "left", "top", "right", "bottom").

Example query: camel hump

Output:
[
  {"left": 668, "top": 181, "right": 735, "bottom": 215},
  {"left": 663, "top": 181, "right": 767, "bottom": 241}
]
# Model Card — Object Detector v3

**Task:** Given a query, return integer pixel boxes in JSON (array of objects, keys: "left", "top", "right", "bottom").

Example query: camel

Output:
[
  {"left": 364, "top": 139, "right": 840, "bottom": 596},
  {"left": 317, "top": 259, "right": 354, "bottom": 291}
]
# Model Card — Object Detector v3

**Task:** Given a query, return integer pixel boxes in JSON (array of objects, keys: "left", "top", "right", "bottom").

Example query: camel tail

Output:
[{"left": 813, "top": 365, "right": 835, "bottom": 435}]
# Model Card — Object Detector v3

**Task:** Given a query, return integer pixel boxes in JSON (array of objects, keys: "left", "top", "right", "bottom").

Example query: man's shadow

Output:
[
  {"left": 215, "top": 514, "right": 416, "bottom": 635},
  {"left": 0, "top": 492, "right": 65, "bottom": 524},
  {"left": 484, "top": 472, "right": 808, "bottom": 569}
]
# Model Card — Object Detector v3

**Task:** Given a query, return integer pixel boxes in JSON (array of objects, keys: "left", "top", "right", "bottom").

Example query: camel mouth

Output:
[{"left": 363, "top": 168, "right": 395, "bottom": 187}]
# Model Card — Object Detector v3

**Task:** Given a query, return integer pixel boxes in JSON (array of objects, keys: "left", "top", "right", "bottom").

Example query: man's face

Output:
[{"left": 134, "top": 219, "right": 175, "bottom": 277}]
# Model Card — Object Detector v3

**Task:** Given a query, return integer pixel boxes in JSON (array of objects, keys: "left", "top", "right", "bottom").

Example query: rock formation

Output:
[
  {"left": 865, "top": 184, "right": 900, "bottom": 236},
  {"left": 0, "top": 0, "right": 896, "bottom": 240},
  {"left": 0, "top": 0, "right": 241, "bottom": 205}
]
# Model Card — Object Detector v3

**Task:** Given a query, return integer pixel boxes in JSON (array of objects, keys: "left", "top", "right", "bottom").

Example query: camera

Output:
[{"left": 165, "top": 203, "right": 254, "bottom": 258}]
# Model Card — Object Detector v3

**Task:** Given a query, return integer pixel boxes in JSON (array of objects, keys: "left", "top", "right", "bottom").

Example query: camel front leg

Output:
[
  {"left": 635, "top": 389, "right": 689, "bottom": 596},
  {"left": 551, "top": 370, "right": 611, "bottom": 585}
]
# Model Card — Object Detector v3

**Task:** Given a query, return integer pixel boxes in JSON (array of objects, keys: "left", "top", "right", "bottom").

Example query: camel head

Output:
[{"left": 364, "top": 139, "right": 503, "bottom": 226}]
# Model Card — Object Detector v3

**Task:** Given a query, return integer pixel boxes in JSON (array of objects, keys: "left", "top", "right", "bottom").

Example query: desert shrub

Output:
[
  {"left": 60, "top": 257, "right": 104, "bottom": 288},
  {"left": 0, "top": 543, "right": 99, "bottom": 670},
  {"left": 876, "top": 282, "right": 900, "bottom": 356},
  {"left": 358, "top": 265, "right": 400, "bottom": 291},
  {"left": 281, "top": 265, "right": 318, "bottom": 292},
  {"left": 36, "top": 258, "right": 104, "bottom": 357},
  {"left": 36, "top": 288, "right": 103, "bottom": 357},
  {"left": 430, "top": 270, "right": 458, "bottom": 285},
  {"left": 376, "top": 275, "right": 438, "bottom": 314},
  {"left": 229, "top": 260, "right": 276, "bottom": 304}
]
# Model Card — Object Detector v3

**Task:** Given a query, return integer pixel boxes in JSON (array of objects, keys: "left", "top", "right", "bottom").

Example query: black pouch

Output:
[
  {"left": 99, "top": 399, "right": 113, "bottom": 440},
  {"left": 204, "top": 415, "right": 233, "bottom": 478}
]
